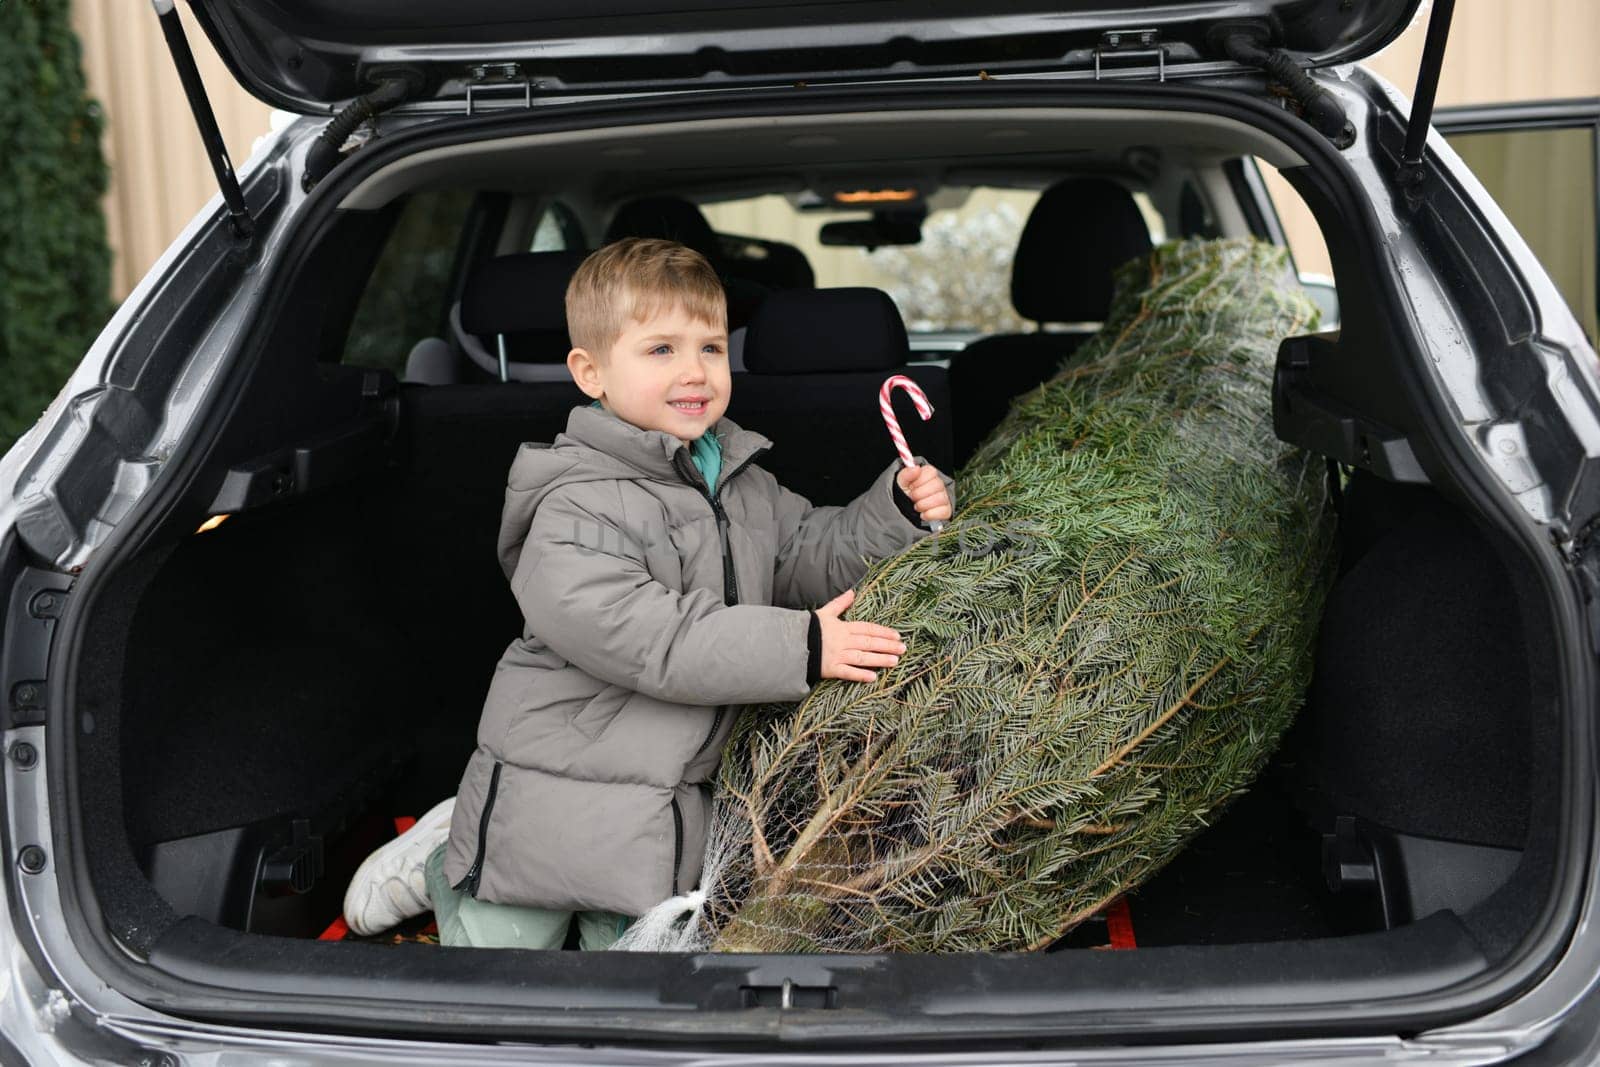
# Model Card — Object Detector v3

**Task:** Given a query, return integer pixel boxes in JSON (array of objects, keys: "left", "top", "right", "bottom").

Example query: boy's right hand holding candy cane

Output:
[{"left": 896, "top": 462, "right": 953, "bottom": 526}]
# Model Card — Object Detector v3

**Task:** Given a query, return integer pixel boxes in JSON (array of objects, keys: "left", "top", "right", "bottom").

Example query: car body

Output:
[{"left": 1, "top": 1, "right": 1599, "bottom": 1063}]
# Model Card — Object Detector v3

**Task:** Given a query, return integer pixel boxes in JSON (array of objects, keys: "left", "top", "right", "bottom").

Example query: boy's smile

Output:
[{"left": 567, "top": 302, "right": 731, "bottom": 444}]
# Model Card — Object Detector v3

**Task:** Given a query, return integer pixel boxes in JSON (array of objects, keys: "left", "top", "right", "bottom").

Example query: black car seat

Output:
[
  {"left": 395, "top": 252, "right": 593, "bottom": 724},
  {"left": 604, "top": 195, "right": 770, "bottom": 330},
  {"left": 727, "top": 288, "right": 952, "bottom": 507},
  {"left": 457, "top": 250, "right": 587, "bottom": 381},
  {"left": 947, "top": 178, "right": 1153, "bottom": 466},
  {"left": 720, "top": 232, "right": 816, "bottom": 291},
  {"left": 404, "top": 250, "right": 587, "bottom": 384}
]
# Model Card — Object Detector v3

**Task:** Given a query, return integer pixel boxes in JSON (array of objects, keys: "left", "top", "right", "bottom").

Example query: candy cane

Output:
[{"left": 878, "top": 375, "right": 944, "bottom": 533}]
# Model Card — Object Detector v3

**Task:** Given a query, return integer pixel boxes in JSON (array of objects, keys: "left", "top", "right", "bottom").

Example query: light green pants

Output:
[{"left": 423, "top": 844, "right": 631, "bottom": 950}]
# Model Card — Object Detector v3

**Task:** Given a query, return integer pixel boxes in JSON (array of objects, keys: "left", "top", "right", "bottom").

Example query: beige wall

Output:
[
  {"left": 1263, "top": 0, "right": 1600, "bottom": 282},
  {"left": 1364, "top": 0, "right": 1600, "bottom": 109},
  {"left": 75, "top": 2, "right": 1597, "bottom": 302},
  {"left": 73, "top": 1, "right": 273, "bottom": 300}
]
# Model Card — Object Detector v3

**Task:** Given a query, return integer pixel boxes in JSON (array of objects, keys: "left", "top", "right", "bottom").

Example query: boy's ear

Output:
[{"left": 566, "top": 347, "right": 604, "bottom": 399}]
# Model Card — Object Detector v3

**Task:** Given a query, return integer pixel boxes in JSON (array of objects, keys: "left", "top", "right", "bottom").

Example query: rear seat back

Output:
[
  {"left": 396, "top": 253, "right": 588, "bottom": 648},
  {"left": 729, "top": 288, "right": 952, "bottom": 507},
  {"left": 456, "top": 250, "right": 587, "bottom": 382},
  {"left": 395, "top": 378, "right": 583, "bottom": 701},
  {"left": 949, "top": 178, "right": 1153, "bottom": 465},
  {"left": 403, "top": 250, "right": 586, "bottom": 384}
]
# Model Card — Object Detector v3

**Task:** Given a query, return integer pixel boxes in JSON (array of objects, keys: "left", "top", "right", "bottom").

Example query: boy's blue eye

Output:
[{"left": 650, "top": 344, "right": 671, "bottom": 356}]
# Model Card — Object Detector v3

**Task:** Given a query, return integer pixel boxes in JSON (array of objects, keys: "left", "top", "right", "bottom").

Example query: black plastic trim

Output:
[
  {"left": 1433, "top": 96, "right": 1600, "bottom": 135},
  {"left": 1, "top": 569, "right": 73, "bottom": 728},
  {"left": 145, "top": 911, "right": 1487, "bottom": 1044},
  {"left": 1432, "top": 97, "right": 1600, "bottom": 338}
]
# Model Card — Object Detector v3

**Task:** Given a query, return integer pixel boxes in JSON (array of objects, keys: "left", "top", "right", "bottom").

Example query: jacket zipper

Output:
[
  {"left": 669, "top": 795, "right": 684, "bottom": 895},
  {"left": 710, "top": 494, "right": 739, "bottom": 605},
  {"left": 453, "top": 760, "right": 503, "bottom": 897},
  {"left": 672, "top": 446, "right": 767, "bottom": 607},
  {"left": 693, "top": 706, "right": 727, "bottom": 759},
  {"left": 676, "top": 446, "right": 767, "bottom": 761}
]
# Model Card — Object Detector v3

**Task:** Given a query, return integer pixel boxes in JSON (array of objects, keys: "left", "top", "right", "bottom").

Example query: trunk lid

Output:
[{"left": 186, "top": 0, "right": 1423, "bottom": 112}]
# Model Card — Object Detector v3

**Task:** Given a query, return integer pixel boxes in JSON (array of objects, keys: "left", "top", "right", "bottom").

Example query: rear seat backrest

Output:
[
  {"left": 403, "top": 250, "right": 587, "bottom": 384},
  {"left": 948, "top": 178, "right": 1153, "bottom": 465},
  {"left": 456, "top": 250, "right": 587, "bottom": 382},
  {"left": 729, "top": 288, "right": 952, "bottom": 507}
]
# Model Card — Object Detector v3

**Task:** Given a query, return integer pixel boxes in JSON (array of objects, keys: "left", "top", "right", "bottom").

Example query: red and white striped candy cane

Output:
[{"left": 878, "top": 374, "right": 944, "bottom": 533}]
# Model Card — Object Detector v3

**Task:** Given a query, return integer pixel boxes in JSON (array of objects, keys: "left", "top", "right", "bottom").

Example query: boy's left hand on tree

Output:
[{"left": 896, "top": 464, "right": 952, "bottom": 524}]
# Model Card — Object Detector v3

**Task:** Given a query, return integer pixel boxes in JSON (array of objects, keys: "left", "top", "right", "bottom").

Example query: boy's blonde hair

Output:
[{"left": 566, "top": 237, "right": 727, "bottom": 355}]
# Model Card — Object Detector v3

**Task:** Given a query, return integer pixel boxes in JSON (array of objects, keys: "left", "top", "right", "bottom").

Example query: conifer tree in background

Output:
[
  {"left": 0, "top": 0, "right": 113, "bottom": 454},
  {"left": 622, "top": 239, "right": 1337, "bottom": 954}
]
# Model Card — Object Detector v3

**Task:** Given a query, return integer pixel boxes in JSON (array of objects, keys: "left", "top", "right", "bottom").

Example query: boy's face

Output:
[{"left": 567, "top": 302, "right": 731, "bottom": 445}]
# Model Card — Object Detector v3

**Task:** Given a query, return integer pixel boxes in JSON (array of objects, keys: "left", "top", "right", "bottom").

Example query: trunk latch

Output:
[
  {"left": 2, "top": 570, "right": 72, "bottom": 729},
  {"left": 741, "top": 978, "right": 837, "bottom": 1010}
]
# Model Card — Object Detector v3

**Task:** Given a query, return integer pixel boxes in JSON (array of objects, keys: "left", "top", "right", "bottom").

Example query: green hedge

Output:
[{"left": 0, "top": 0, "right": 113, "bottom": 455}]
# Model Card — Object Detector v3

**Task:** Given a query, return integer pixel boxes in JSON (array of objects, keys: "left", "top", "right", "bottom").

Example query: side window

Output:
[
  {"left": 1130, "top": 191, "right": 1169, "bottom": 245},
  {"left": 1178, "top": 180, "right": 1222, "bottom": 240},
  {"left": 345, "top": 189, "right": 475, "bottom": 375},
  {"left": 1443, "top": 121, "right": 1598, "bottom": 343},
  {"left": 530, "top": 200, "right": 585, "bottom": 252},
  {"left": 1252, "top": 159, "right": 1333, "bottom": 281},
  {"left": 1250, "top": 158, "right": 1338, "bottom": 329}
]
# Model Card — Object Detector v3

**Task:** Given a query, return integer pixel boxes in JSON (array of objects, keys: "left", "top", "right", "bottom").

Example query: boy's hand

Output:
[
  {"left": 815, "top": 588, "right": 905, "bottom": 684},
  {"left": 896, "top": 463, "right": 952, "bottom": 525}
]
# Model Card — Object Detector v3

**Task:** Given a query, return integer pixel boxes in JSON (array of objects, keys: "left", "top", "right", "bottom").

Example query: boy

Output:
[{"left": 345, "top": 238, "right": 953, "bottom": 948}]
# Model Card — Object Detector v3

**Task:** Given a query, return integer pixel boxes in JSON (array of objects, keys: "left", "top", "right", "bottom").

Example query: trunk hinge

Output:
[
  {"left": 1, "top": 570, "right": 72, "bottom": 730},
  {"left": 1093, "top": 29, "right": 1167, "bottom": 82},
  {"left": 1397, "top": 0, "right": 1458, "bottom": 200},
  {"left": 466, "top": 63, "right": 535, "bottom": 115},
  {"left": 149, "top": 0, "right": 253, "bottom": 242}
]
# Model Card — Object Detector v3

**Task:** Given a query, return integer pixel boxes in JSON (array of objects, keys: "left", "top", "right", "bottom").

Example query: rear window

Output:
[{"left": 702, "top": 188, "right": 1048, "bottom": 333}]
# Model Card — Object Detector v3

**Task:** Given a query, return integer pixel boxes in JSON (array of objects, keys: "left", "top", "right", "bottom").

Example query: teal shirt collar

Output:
[{"left": 590, "top": 399, "right": 723, "bottom": 493}]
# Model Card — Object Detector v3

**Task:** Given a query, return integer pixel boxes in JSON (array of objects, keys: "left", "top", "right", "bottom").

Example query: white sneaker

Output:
[{"left": 343, "top": 797, "right": 455, "bottom": 936}]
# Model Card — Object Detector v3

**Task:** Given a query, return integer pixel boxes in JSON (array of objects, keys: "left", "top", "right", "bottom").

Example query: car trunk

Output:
[
  {"left": 107, "top": 410, "right": 1551, "bottom": 950},
  {"left": 70, "top": 372, "right": 1562, "bottom": 1035},
  {"left": 44, "top": 81, "right": 1584, "bottom": 1043}
]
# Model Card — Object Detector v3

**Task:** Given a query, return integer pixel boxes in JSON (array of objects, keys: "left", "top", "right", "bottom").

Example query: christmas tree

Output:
[{"left": 624, "top": 238, "right": 1336, "bottom": 954}]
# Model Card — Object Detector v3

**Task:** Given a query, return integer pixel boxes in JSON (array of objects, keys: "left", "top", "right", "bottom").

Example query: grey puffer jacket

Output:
[{"left": 443, "top": 403, "right": 954, "bottom": 916}]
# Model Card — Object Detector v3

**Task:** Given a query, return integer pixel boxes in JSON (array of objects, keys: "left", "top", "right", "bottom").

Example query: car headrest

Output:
[
  {"left": 743, "top": 288, "right": 908, "bottom": 375},
  {"left": 460, "top": 251, "right": 586, "bottom": 338},
  {"left": 1011, "top": 178, "right": 1154, "bottom": 324},
  {"left": 604, "top": 197, "right": 721, "bottom": 263}
]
